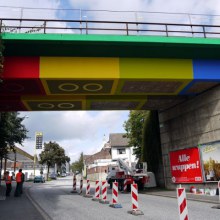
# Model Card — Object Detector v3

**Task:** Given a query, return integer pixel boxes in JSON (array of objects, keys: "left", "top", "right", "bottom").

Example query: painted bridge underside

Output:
[{"left": 1, "top": 33, "right": 220, "bottom": 111}]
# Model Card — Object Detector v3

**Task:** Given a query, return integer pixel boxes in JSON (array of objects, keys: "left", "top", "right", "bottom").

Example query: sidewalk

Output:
[
  {"left": 82, "top": 178, "right": 220, "bottom": 204},
  {"left": 0, "top": 182, "right": 45, "bottom": 220},
  {"left": 87, "top": 179, "right": 220, "bottom": 204},
  {"left": 142, "top": 187, "right": 220, "bottom": 204}
]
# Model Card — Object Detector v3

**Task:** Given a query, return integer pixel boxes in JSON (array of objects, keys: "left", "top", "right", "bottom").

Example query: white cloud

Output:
[
  {"left": 68, "top": 0, "right": 220, "bottom": 15},
  {"left": 0, "top": 0, "right": 60, "bottom": 18},
  {"left": 18, "top": 111, "right": 129, "bottom": 162}
]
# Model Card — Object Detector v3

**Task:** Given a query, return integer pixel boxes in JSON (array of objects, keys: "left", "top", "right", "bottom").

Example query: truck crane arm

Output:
[{"left": 116, "top": 158, "right": 134, "bottom": 175}]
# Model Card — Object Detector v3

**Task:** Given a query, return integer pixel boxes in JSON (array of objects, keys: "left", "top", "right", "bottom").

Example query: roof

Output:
[
  {"left": 83, "top": 155, "right": 91, "bottom": 161},
  {"left": 84, "top": 148, "right": 111, "bottom": 165},
  {"left": 7, "top": 146, "right": 34, "bottom": 162},
  {"left": 109, "top": 133, "right": 129, "bottom": 147}
]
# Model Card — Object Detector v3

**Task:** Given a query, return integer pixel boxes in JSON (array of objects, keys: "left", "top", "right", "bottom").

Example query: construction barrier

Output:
[
  {"left": 109, "top": 181, "right": 122, "bottom": 208},
  {"left": 79, "top": 178, "right": 83, "bottom": 195},
  {"left": 177, "top": 187, "right": 188, "bottom": 220},
  {"left": 99, "top": 181, "right": 109, "bottom": 204},
  {"left": 128, "top": 183, "right": 144, "bottom": 215},
  {"left": 70, "top": 174, "right": 77, "bottom": 193},
  {"left": 84, "top": 179, "right": 92, "bottom": 198},
  {"left": 123, "top": 179, "right": 128, "bottom": 193},
  {"left": 212, "top": 181, "right": 220, "bottom": 209},
  {"left": 92, "top": 180, "right": 100, "bottom": 201}
]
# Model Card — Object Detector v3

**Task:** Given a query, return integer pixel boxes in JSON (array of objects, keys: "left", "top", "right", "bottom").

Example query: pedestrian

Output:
[
  {"left": 14, "top": 169, "right": 23, "bottom": 197},
  {"left": 5, "top": 171, "right": 12, "bottom": 197},
  {"left": 21, "top": 170, "right": 25, "bottom": 194}
]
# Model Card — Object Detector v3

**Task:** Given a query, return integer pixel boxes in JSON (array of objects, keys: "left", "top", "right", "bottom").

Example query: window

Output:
[{"left": 117, "top": 148, "right": 126, "bottom": 154}]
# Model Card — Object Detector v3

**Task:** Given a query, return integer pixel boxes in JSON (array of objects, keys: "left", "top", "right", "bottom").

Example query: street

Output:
[{"left": 26, "top": 176, "right": 220, "bottom": 220}]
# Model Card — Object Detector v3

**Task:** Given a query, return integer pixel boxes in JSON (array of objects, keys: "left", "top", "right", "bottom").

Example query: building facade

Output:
[{"left": 84, "top": 133, "right": 137, "bottom": 181}]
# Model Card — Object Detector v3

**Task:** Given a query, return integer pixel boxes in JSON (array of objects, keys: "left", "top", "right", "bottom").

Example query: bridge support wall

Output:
[{"left": 159, "top": 85, "right": 220, "bottom": 189}]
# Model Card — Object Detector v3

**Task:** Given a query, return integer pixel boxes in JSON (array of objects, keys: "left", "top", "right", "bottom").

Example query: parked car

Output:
[
  {"left": 49, "top": 173, "right": 57, "bottom": 180},
  {"left": 34, "top": 175, "right": 45, "bottom": 183},
  {"left": 61, "top": 173, "right": 67, "bottom": 177}
]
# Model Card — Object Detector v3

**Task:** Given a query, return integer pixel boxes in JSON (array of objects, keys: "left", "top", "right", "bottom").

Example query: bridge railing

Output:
[{"left": 1, "top": 18, "right": 220, "bottom": 38}]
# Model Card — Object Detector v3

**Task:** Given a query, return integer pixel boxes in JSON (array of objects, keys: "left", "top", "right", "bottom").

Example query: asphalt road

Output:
[{"left": 28, "top": 176, "right": 220, "bottom": 220}]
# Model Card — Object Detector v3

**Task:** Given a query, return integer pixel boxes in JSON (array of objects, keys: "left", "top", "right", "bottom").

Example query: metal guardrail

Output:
[{"left": 1, "top": 18, "right": 220, "bottom": 38}]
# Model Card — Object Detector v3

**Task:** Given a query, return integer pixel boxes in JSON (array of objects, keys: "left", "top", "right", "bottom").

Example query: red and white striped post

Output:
[
  {"left": 128, "top": 183, "right": 144, "bottom": 215},
  {"left": 71, "top": 174, "right": 77, "bottom": 193},
  {"left": 109, "top": 181, "right": 122, "bottom": 208},
  {"left": 177, "top": 187, "right": 188, "bottom": 220},
  {"left": 211, "top": 181, "right": 220, "bottom": 209},
  {"left": 79, "top": 178, "right": 83, "bottom": 195},
  {"left": 123, "top": 179, "right": 128, "bottom": 193},
  {"left": 92, "top": 180, "right": 100, "bottom": 201},
  {"left": 84, "top": 179, "right": 92, "bottom": 198},
  {"left": 99, "top": 181, "right": 109, "bottom": 204}
]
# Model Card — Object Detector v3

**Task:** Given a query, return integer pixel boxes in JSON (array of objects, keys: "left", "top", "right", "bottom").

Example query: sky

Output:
[
  {"left": 1, "top": 0, "right": 220, "bottom": 162},
  {"left": 19, "top": 111, "right": 129, "bottom": 163}
]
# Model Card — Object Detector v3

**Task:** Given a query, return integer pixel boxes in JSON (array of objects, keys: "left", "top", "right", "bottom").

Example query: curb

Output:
[
  {"left": 25, "top": 187, "right": 52, "bottom": 220},
  {"left": 145, "top": 192, "right": 220, "bottom": 204}
]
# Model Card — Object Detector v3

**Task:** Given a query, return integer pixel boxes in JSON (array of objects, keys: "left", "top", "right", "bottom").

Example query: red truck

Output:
[{"left": 106, "top": 158, "right": 155, "bottom": 191}]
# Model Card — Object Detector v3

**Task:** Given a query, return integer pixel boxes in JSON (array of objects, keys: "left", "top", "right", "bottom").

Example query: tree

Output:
[
  {"left": 71, "top": 152, "right": 84, "bottom": 174},
  {"left": 0, "top": 112, "right": 28, "bottom": 152},
  {"left": 54, "top": 147, "right": 70, "bottom": 174},
  {"left": 123, "top": 110, "right": 149, "bottom": 160},
  {"left": 39, "top": 141, "right": 70, "bottom": 180},
  {"left": 0, "top": 112, "right": 28, "bottom": 185},
  {"left": 142, "top": 111, "right": 162, "bottom": 174},
  {"left": 124, "top": 110, "right": 162, "bottom": 176}
]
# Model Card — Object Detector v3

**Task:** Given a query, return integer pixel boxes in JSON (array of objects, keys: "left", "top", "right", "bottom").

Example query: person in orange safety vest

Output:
[
  {"left": 14, "top": 169, "right": 23, "bottom": 197},
  {"left": 5, "top": 171, "right": 12, "bottom": 197}
]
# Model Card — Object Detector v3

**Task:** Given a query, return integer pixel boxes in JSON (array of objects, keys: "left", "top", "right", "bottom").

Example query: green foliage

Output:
[
  {"left": 71, "top": 152, "right": 84, "bottom": 173},
  {"left": 142, "top": 111, "right": 162, "bottom": 173},
  {"left": 39, "top": 141, "right": 69, "bottom": 167},
  {"left": 39, "top": 141, "right": 70, "bottom": 179},
  {"left": 0, "top": 112, "right": 28, "bottom": 159},
  {"left": 123, "top": 110, "right": 150, "bottom": 160},
  {"left": 124, "top": 110, "right": 162, "bottom": 174}
]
